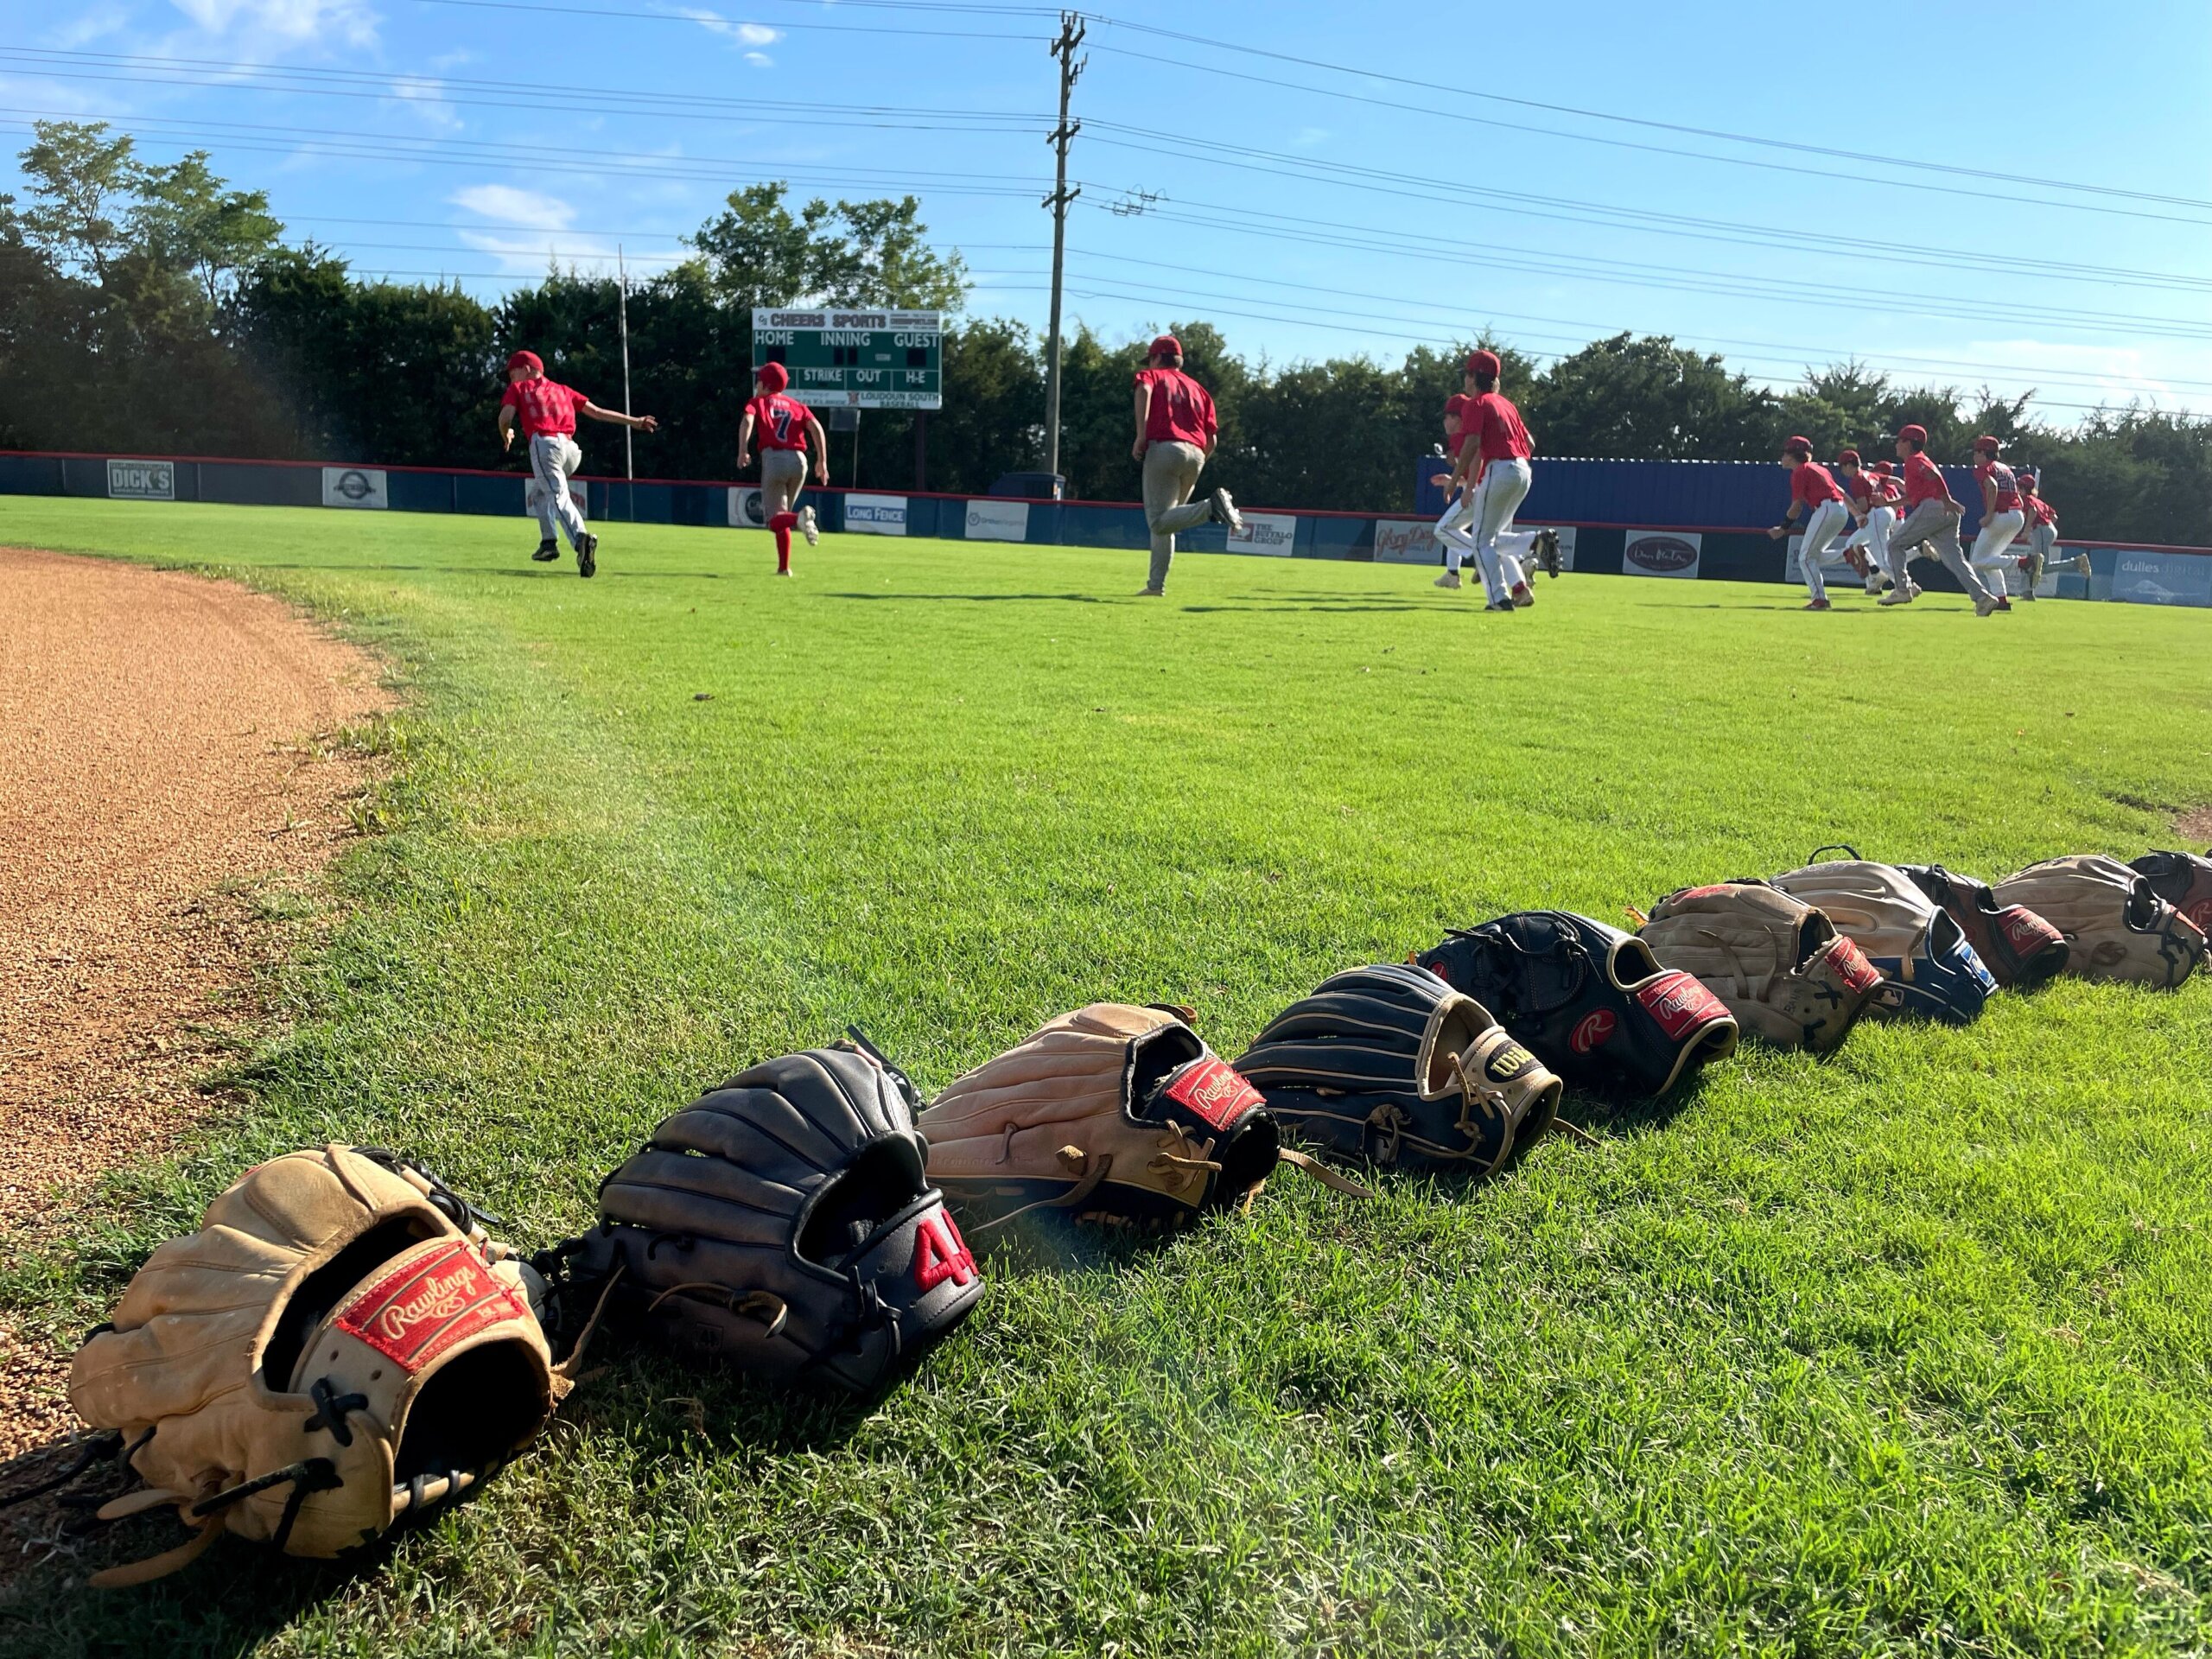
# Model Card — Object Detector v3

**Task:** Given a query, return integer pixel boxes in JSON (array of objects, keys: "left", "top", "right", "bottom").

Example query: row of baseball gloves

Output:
[{"left": 29, "top": 849, "right": 2210, "bottom": 1587}]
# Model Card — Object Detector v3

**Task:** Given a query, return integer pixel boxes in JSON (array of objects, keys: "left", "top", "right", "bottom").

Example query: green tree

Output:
[
  {"left": 134, "top": 152, "right": 284, "bottom": 309},
  {"left": 1531, "top": 333, "right": 1777, "bottom": 460},
  {"left": 689, "top": 183, "right": 969, "bottom": 313},
  {"left": 17, "top": 120, "right": 141, "bottom": 283}
]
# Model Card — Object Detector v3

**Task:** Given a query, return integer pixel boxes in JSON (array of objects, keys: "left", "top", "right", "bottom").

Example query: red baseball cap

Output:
[
  {"left": 755, "top": 360, "right": 790, "bottom": 393},
  {"left": 1466, "top": 348, "right": 1502, "bottom": 377},
  {"left": 1837, "top": 448, "right": 1862, "bottom": 467},
  {"left": 505, "top": 349, "right": 543, "bottom": 375},
  {"left": 1972, "top": 434, "right": 2002, "bottom": 454},
  {"left": 1148, "top": 334, "right": 1182, "bottom": 359},
  {"left": 1872, "top": 461, "right": 1894, "bottom": 475},
  {"left": 1897, "top": 423, "right": 1928, "bottom": 446},
  {"left": 1783, "top": 434, "right": 1813, "bottom": 453}
]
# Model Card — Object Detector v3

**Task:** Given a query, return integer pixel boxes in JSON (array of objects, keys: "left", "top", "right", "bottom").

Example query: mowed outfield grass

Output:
[{"left": 3, "top": 497, "right": 2211, "bottom": 1659}]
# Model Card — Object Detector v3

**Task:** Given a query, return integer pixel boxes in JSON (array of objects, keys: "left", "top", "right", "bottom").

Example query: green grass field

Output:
[{"left": 3, "top": 498, "right": 2210, "bottom": 1658}]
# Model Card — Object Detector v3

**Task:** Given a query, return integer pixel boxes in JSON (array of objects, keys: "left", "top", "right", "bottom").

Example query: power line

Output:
[
  {"left": 412, "top": 0, "right": 1049, "bottom": 33},
  {"left": 1081, "top": 12, "right": 2212, "bottom": 219}
]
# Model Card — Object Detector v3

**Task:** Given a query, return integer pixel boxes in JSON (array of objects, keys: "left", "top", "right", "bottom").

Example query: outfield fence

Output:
[{"left": 4, "top": 449, "right": 2208, "bottom": 607}]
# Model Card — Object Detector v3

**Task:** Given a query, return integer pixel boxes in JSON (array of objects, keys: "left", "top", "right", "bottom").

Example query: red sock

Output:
[{"left": 769, "top": 511, "right": 796, "bottom": 571}]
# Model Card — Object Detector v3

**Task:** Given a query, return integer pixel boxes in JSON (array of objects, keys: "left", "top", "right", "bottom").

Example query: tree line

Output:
[{"left": 3, "top": 121, "right": 2209, "bottom": 543}]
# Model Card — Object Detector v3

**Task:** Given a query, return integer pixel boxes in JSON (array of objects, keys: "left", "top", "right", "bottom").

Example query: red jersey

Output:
[
  {"left": 1444, "top": 392, "right": 1476, "bottom": 458},
  {"left": 1467, "top": 391, "right": 1532, "bottom": 462},
  {"left": 1135, "top": 367, "right": 1217, "bottom": 448},
  {"left": 1877, "top": 475, "right": 1904, "bottom": 507},
  {"left": 502, "top": 378, "right": 589, "bottom": 437},
  {"left": 1790, "top": 461, "right": 1845, "bottom": 509},
  {"left": 2026, "top": 494, "right": 2056, "bottom": 527},
  {"left": 1901, "top": 453, "right": 1954, "bottom": 510},
  {"left": 748, "top": 392, "right": 813, "bottom": 451},
  {"left": 1974, "top": 458, "right": 2021, "bottom": 512},
  {"left": 1840, "top": 470, "right": 1875, "bottom": 507}
]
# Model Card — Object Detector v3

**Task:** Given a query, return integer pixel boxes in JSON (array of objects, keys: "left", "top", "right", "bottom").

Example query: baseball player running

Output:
[
  {"left": 2017, "top": 470, "right": 2058, "bottom": 598},
  {"left": 1432, "top": 349, "right": 1536, "bottom": 610},
  {"left": 1430, "top": 361, "right": 1482, "bottom": 576},
  {"left": 1966, "top": 435, "right": 2026, "bottom": 604},
  {"left": 1834, "top": 449, "right": 1894, "bottom": 596},
  {"left": 498, "top": 349, "right": 658, "bottom": 578},
  {"left": 736, "top": 361, "right": 828, "bottom": 576},
  {"left": 1767, "top": 437, "right": 1851, "bottom": 609},
  {"left": 1869, "top": 461, "right": 1917, "bottom": 597},
  {"left": 1883, "top": 424, "right": 2004, "bottom": 613},
  {"left": 1131, "top": 334, "right": 1243, "bottom": 596}
]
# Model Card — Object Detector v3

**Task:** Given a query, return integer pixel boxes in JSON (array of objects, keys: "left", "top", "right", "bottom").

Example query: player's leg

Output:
[
  {"left": 1432, "top": 488, "right": 1474, "bottom": 587},
  {"left": 762, "top": 451, "right": 805, "bottom": 573},
  {"left": 1141, "top": 442, "right": 1208, "bottom": 594},
  {"left": 2023, "top": 522, "right": 2054, "bottom": 597},
  {"left": 1969, "top": 510, "right": 2024, "bottom": 600},
  {"left": 1880, "top": 503, "right": 1939, "bottom": 604},
  {"left": 1866, "top": 507, "right": 1902, "bottom": 597},
  {"left": 530, "top": 435, "right": 586, "bottom": 548},
  {"left": 1799, "top": 499, "right": 1848, "bottom": 607},
  {"left": 1478, "top": 460, "right": 1533, "bottom": 607},
  {"left": 524, "top": 480, "right": 560, "bottom": 558},
  {"left": 1932, "top": 519, "right": 2001, "bottom": 612}
]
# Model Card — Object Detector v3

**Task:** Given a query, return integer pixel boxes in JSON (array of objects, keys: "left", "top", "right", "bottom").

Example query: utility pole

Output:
[
  {"left": 617, "top": 244, "right": 635, "bottom": 520},
  {"left": 1042, "top": 10, "right": 1085, "bottom": 483}
]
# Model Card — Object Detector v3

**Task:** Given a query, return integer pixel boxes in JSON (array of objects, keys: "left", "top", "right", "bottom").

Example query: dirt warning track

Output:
[{"left": 0, "top": 546, "right": 390, "bottom": 1460}]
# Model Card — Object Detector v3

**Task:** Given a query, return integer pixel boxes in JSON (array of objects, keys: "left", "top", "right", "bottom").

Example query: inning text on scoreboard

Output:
[{"left": 752, "top": 308, "right": 944, "bottom": 410}]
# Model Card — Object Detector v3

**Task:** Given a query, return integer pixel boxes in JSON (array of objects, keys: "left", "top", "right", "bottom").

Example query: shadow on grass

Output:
[{"left": 822, "top": 591, "right": 1108, "bottom": 604}]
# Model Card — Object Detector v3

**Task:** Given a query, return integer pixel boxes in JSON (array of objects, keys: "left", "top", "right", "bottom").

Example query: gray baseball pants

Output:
[
  {"left": 528, "top": 434, "right": 588, "bottom": 548},
  {"left": 1888, "top": 499, "right": 1998, "bottom": 604},
  {"left": 1142, "top": 441, "right": 1213, "bottom": 590}
]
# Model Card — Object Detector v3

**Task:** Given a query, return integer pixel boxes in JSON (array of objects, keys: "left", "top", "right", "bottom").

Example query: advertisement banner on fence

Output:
[
  {"left": 843, "top": 493, "right": 908, "bottom": 536},
  {"left": 1623, "top": 530, "right": 1701, "bottom": 579},
  {"left": 728, "top": 486, "right": 765, "bottom": 529},
  {"left": 1372, "top": 519, "right": 1438, "bottom": 564},
  {"left": 321, "top": 467, "right": 389, "bottom": 510},
  {"left": 2106, "top": 550, "right": 2212, "bottom": 607},
  {"left": 1224, "top": 512, "right": 1297, "bottom": 556},
  {"left": 107, "top": 459, "right": 175, "bottom": 501},
  {"left": 964, "top": 499, "right": 1029, "bottom": 542}
]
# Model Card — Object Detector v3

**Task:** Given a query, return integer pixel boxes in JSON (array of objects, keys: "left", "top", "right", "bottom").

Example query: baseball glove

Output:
[
  {"left": 1770, "top": 851, "right": 1997, "bottom": 1022},
  {"left": 1994, "top": 855, "right": 2208, "bottom": 988},
  {"left": 917, "top": 1003, "right": 1367, "bottom": 1233},
  {"left": 1636, "top": 881, "right": 1884, "bottom": 1052},
  {"left": 1531, "top": 527, "right": 1563, "bottom": 579},
  {"left": 1896, "top": 862, "right": 2070, "bottom": 989},
  {"left": 64, "top": 1146, "right": 561, "bottom": 1588},
  {"left": 2130, "top": 849, "right": 2212, "bottom": 938},
  {"left": 552, "top": 1036, "right": 986, "bottom": 1396},
  {"left": 1415, "top": 911, "right": 1738, "bottom": 1096},
  {"left": 1231, "top": 963, "right": 1561, "bottom": 1173}
]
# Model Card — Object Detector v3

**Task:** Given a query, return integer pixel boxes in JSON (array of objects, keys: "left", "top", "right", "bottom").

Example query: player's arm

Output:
[
  {"left": 497, "top": 403, "right": 517, "bottom": 453},
  {"left": 805, "top": 414, "right": 830, "bottom": 485},
  {"left": 1978, "top": 473, "right": 1999, "bottom": 517},
  {"left": 735, "top": 406, "right": 756, "bottom": 469},
  {"left": 1131, "top": 381, "right": 1152, "bottom": 462},
  {"left": 582, "top": 400, "right": 658, "bottom": 434},
  {"left": 1768, "top": 497, "right": 1806, "bottom": 541}
]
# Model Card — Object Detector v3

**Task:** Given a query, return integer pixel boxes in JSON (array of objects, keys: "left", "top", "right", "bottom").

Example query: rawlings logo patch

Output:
[
  {"left": 1634, "top": 971, "right": 1730, "bottom": 1039},
  {"left": 1570, "top": 1010, "right": 1616, "bottom": 1053},
  {"left": 334, "top": 1241, "right": 525, "bottom": 1376},
  {"left": 1162, "top": 1057, "right": 1265, "bottom": 1130},
  {"left": 1999, "top": 911, "right": 2063, "bottom": 955},
  {"left": 912, "top": 1212, "right": 978, "bottom": 1293},
  {"left": 1831, "top": 939, "right": 1882, "bottom": 994}
]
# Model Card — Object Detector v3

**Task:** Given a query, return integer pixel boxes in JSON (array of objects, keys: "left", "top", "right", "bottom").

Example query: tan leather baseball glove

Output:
[
  {"left": 1637, "top": 881, "right": 1884, "bottom": 1052},
  {"left": 1994, "top": 855, "right": 2208, "bottom": 988}
]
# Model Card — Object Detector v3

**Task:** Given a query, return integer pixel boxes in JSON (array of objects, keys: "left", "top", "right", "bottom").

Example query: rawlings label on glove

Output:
[
  {"left": 1415, "top": 911, "right": 1738, "bottom": 1095},
  {"left": 555, "top": 1039, "right": 985, "bottom": 1396},
  {"left": 1770, "top": 852, "right": 1997, "bottom": 1023},
  {"left": 917, "top": 1003, "right": 1367, "bottom": 1233},
  {"left": 1232, "top": 963, "right": 1562, "bottom": 1173},
  {"left": 66, "top": 1147, "right": 559, "bottom": 1587},
  {"left": 1995, "top": 855, "right": 2208, "bottom": 988},
  {"left": 2130, "top": 849, "right": 2212, "bottom": 939},
  {"left": 1896, "top": 863, "right": 2069, "bottom": 989},
  {"left": 1637, "top": 882, "right": 1883, "bottom": 1052}
]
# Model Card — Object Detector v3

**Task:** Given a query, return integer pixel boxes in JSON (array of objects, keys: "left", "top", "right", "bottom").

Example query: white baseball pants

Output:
[
  {"left": 1969, "top": 508, "right": 2026, "bottom": 594},
  {"left": 528, "top": 434, "right": 588, "bottom": 548},
  {"left": 1438, "top": 457, "right": 1532, "bottom": 603},
  {"left": 1796, "top": 498, "right": 1850, "bottom": 601}
]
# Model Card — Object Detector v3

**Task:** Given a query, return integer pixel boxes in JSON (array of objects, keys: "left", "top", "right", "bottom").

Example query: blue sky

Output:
[{"left": 6, "top": 0, "right": 2211, "bottom": 421}]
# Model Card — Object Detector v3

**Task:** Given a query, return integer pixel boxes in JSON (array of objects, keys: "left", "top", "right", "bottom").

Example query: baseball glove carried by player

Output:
[
  {"left": 1231, "top": 963, "right": 1561, "bottom": 1174},
  {"left": 917, "top": 1003, "right": 1368, "bottom": 1233},
  {"left": 1994, "top": 855, "right": 2208, "bottom": 988},
  {"left": 1415, "top": 911, "right": 1738, "bottom": 1096},
  {"left": 1896, "top": 862, "right": 2069, "bottom": 989},
  {"left": 1635, "top": 882, "right": 1883, "bottom": 1052},
  {"left": 1770, "top": 851, "right": 1997, "bottom": 1023},
  {"left": 2130, "top": 849, "right": 2212, "bottom": 938},
  {"left": 64, "top": 1145, "right": 562, "bottom": 1587},
  {"left": 1530, "top": 527, "right": 1564, "bottom": 579},
  {"left": 552, "top": 1036, "right": 986, "bottom": 1396}
]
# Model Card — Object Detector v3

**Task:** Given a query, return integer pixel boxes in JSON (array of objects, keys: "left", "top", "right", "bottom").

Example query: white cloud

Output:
[
  {"left": 388, "top": 76, "right": 462, "bottom": 130},
  {"left": 48, "top": 5, "right": 132, "bottom": 47},
  {"left": 672, "top": 8, "right": 782, "bottom": 49},
  {"left": 451, "top": 183, "right": 578, "bottom": 229},
  {"left": 166, "top": 0, "right": 378, "bottom": 48},
  {"left": 743, "top": 48, "right": 772, "bottom": 66}
]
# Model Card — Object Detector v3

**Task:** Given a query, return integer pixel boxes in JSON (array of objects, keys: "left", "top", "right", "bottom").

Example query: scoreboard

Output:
[{"left": 752, "top": 308, "right": 943, "bottom": 410}]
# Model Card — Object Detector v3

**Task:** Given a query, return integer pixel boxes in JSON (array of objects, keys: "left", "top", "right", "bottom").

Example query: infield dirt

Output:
[{"left": 0, "top": 547, "right": 388, "bottom": 1463}]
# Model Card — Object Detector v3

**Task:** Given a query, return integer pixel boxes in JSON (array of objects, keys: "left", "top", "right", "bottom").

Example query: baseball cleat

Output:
[
  {"left": 531, "top": 539, "right": 560, "bottom": 563},
  {"left": 1137, "top": 585, "right": 1164, "bottom": 597},
  {"left": 2068, "top": 554, "right": 2092, "bottom": 577},
  {"left": 1878, "top": 588, "right": 1914, "bottom": 605},
  {"left": 1908, "top": 582, "right": 1923, "bottom": 598},
  {"left": 799, "top": 505, "right": 820, "bottom": 546},
  {"left": 1484, "top": 600, "right": 1514, "bottom": 612},
  {"left": 1433, "top": 571, "right": 1462, "bottom": 589},
  {"left": 1510, "top": 582, "right": 1535, "bottom": 608},
  {"left": 1209, "top": 487, "right": 1244, "bottom": 535},
  {"left": 1864, "top": 576, "right": 1884, "bottom": 595},
  {"left": 576, "top": 532, "right": 598, "bottom": 579},
  {"left": 1993, "top": 594, "right": 2012, "bottom": 611},
  {"left": 1974, "top": 592, "right": 2001, "bottom": 616},
  {"left": 1804, "top": 598, "right": 1833, "bottom": 610}
]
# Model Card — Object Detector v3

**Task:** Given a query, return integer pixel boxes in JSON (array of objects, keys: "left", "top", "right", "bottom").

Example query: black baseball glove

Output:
[
  {"left": 1896, "top": 862, "right": 2069, "bottom": 989},
  {"left": 1415, "top": 911, "right": 1738, "bottom": 1096},
  {"left": 550, "top": 1037, "right": 986, "bottom": 1396}
]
